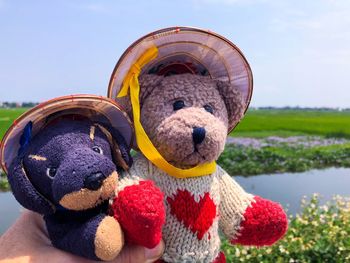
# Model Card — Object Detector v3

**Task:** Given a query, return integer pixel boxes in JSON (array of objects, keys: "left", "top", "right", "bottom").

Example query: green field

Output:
[
  {"left": 232, "top": 109, "right": 350, "bottom": 138},
  {"left": 0, "top": 108, "right": 28, "bottom": 139},
  {"left": 1, "top": 108, "right": 350, "bottom": 141}
]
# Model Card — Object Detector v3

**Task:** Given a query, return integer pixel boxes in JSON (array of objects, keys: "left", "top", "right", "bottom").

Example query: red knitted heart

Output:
[{"left": 167, "top": 189, "right": 216, "bottom": 240}]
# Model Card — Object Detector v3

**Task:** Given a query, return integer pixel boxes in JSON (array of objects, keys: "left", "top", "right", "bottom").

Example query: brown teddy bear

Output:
[{"left": 108, "top": 27, "right": 288, "bottom": 263}]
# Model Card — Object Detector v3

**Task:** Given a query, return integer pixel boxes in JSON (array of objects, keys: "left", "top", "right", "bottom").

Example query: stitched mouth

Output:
[
  {"left": 194, "top": 145, "right": 199, "bottom": 152},
  {"left": 194, "top": 148, "right": 206, "bottom": 160},
  {"left": 178, "top": 149, "right": 207, "bottom": 166}
]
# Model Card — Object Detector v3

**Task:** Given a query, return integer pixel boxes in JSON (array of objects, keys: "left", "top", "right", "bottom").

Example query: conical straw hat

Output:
[
  {"left": 0, "top": 94, "right": 133, "bottom": 174},
  {"left": 108, "top": 26, "right": 253, "bottom": 132}
]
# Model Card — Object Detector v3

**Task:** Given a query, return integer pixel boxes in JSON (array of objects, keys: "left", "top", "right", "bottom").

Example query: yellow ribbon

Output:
[{"left": 117, "top": 46, "right": 216, "bottom": 179}]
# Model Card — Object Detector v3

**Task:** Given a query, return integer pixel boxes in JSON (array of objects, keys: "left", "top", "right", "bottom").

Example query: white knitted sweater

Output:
[{"left": 118, "top": 154, "right": 254, "bottom": 263}]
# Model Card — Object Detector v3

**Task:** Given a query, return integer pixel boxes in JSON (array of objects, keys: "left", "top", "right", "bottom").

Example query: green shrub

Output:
[
  {"left": 0, "top": 171, "right": 9, "bottom": 192},
  {"left": 222, "top": 194, "right": 350, "bottom": 262},
  {"left": 218, "top": 144, "right": 350, "bottom": 176}
]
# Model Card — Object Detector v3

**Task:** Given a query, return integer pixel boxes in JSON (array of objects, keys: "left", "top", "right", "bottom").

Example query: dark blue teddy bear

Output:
[{"left": 0, "top": 95, "right": 165, "bottom": 261}]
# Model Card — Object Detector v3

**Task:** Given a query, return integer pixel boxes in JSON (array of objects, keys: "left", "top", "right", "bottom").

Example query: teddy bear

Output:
[
  {"left": 107, "top": 26, "right": 288, "bottom": 263},
  {"left": 112, "top": 73, "right": 288, "bottom": 263},
  {"left": 0, "top": 95, "right": 165, "bottom": 261}
]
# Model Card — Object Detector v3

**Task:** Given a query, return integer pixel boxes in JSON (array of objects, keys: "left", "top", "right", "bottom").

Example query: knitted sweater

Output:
[{"left": 118, "top": 154, "right": 254, "bottom": 263}]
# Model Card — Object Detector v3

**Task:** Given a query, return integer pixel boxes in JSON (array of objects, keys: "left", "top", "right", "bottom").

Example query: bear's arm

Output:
[
  {"left": 217, "top": 165, "right": 288, "bottom": 246},
  {"left": 44, "top": 214, "right": 123, "bottom": 261}
]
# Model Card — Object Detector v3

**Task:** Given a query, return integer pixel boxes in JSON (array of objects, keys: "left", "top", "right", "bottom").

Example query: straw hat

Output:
[
  {"left": 0, "top": 95, "right": 133, "bottom": 174},
  {"left": 108, "top": 26, "right": 253, "bottom": 132}
]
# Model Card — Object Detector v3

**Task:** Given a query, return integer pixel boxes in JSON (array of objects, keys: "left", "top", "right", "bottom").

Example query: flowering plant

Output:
[{"left": 222, "top": 194, "right": 350, "bottom": 262}]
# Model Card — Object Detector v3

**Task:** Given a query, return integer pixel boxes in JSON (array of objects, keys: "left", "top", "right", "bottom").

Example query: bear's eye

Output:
[
  {"left": 204, "top": 104, "right": 214, "bottom": 114},
  {"left": 46, "top": 167, "right": 57, "bottom": 179},
  {"left": 92, "top": 146, "right": 103, "bottom": 155},
  {"left": 173, "top": 100, "right": 185, "bottom": 111}
]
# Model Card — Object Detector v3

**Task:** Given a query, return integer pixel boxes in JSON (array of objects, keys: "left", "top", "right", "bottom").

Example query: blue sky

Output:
[{"left": 0, "top": 0, "right": 349, "bottom": 107}]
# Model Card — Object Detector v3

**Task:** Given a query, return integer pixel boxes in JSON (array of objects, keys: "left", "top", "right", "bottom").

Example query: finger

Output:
[
  {"left": 0, "top": 210, "right": 50, "bottom": 262},
  {"left": 112, "top": 240, "right": 164, "bottom": 263},
  {"left": 24, "top": 210, "right": 51, "bottom": 245}
]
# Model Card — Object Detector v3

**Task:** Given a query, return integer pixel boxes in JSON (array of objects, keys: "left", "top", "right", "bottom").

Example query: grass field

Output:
[
  {"left": 1, "top": 108, "right": 350, "bottom": 140},
  {"left": 232, "top": 109, "right": 350, "bottom": 138},
  {"left": 0, "top": 108, "right": 28, "bottom": 139}
]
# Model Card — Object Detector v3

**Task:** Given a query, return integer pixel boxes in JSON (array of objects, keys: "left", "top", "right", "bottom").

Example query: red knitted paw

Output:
[
  {"left": 110, "top": 180, "right": 165, "bottom": 248},
  {"left": 231, "top": 196, "right": 288, "bottom": 246},
  {"left": 212, "top": 252, "right": 226, "bottom": 263}
]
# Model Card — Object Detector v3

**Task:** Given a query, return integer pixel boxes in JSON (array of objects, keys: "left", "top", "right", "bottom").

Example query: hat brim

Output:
[
  {"left": 0, "top": 95, "right": 133, "bottom": 174},
  {"left": 108, "top": 26, "right": 253, "bottom": 132}
]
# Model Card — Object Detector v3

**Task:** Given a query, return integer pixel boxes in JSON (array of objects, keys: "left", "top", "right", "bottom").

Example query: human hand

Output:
[{"left": 0, "top": 210, "right": 164, "bottom": 263}]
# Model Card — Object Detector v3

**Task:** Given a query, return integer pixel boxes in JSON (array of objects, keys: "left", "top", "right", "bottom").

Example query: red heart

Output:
[{"left": 167, "top": 189, "right": 216, "bottom": 240}]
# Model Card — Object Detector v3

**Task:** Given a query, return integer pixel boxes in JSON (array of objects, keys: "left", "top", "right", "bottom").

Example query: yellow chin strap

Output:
[{"left": 117, "top": 46, "right": 216, "bottom": 179}]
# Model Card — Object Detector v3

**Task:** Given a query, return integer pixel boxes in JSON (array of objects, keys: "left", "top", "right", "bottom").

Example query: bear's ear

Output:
[
  {"left": 215, "top": 80, "right": 245, "bottom": 130},
  {"left": 8, "top": 157, "right": 55, "bottom": 215}
]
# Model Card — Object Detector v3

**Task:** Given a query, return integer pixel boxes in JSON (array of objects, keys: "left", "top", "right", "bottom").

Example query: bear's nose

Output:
[
  {"left": 84, "top": 172, "right": 106, "bottom": 190},
  {"left": 192, "top": 127, "right": 206, "bottom": 145}
]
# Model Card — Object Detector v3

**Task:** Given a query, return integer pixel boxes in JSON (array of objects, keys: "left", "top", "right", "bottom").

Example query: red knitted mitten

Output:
[
  {"left": 212, "top": 252, "right": 226, "bottom": 263},
  {"left": 231, "top": 196, "right": 288, "bottom": 246},
  {"left": 111, "top": 180, "right": 165, "bottom": 248}
]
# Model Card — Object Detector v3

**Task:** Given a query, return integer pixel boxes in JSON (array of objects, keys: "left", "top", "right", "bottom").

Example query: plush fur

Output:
[
  {"left": 114, "top": 73, "right": 288, "bottom": 263},
  {"left": 7, "top": 118, "right": 165, "bottom": 261}
]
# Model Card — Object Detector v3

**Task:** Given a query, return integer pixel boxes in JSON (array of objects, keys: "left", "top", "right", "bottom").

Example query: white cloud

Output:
[
  {"left": 244, "top": 1, "right": 350, "bottom": 107},
  {"left": 267, "top": 1, "right": 350, "bottom": 62},
  {"left": 193, "top": 0, "right": 350, "bottom": 106},
  {"left": 272, "top": 1, "right": 350, "bottom": 31}
]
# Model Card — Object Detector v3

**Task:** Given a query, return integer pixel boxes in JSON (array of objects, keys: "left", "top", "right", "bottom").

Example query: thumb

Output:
[{"left": 113, "top": 240, "right": 164, "bottom": 263}]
